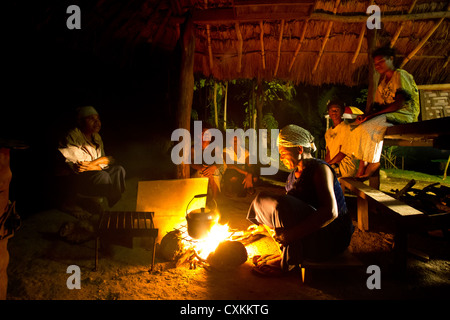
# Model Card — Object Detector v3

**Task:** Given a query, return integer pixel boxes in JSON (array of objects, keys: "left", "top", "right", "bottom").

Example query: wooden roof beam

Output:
[
  {"left": 259, "top": 21, "right": 266, "bottom": 70},
  {"left": 205, "top": 0, "right": 213, "bottom": 73},
  {"left": 312, "top": 0, "right": 340, "bottom": 74},
  {"left": 235, "top": 22, "right": 243, "bottom": 73},
  {"left": 192, "top": 8, "right": 450, "bottom": 24},
  {"left": 400, "top": 15, "right": 446, "bottom": 68},
  {"left": 390, "top": 0, "right": 417, "bottom": 47},
  {"left": 288, "top": 20, "right": 308, "bottom": 73},
  {"left": 274, "top": 19, "right": 285, "bottom": 76}
]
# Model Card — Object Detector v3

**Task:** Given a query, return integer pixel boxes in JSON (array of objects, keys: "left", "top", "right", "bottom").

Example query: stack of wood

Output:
[{"left": 392, "top": 179, "right": 450, "bottom": 215}]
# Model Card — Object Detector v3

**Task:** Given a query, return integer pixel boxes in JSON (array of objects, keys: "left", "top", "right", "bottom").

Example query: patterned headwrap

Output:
[{"left": 277, "top": 124, "right": 317, "bottom": 152}]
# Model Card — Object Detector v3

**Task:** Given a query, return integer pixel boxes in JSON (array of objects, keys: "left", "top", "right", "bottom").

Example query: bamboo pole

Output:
[
  {"left": 224, "top": 81, "right": 228, "bottom": 130},
  {"left": 206, "top": 24, "right": 214, "bottom": 72},
  {"left": 312, "top": 0, "right": 340, "bottom": 74},
  {"left": 390, "top": 0, "right": 417, "bottom": 47},
  {"left": 274, "top": 19, "right": 285, "bottom": 77},
  {"left": 235, "top": 22, "right": 243, "bottom": 73},
  {"left": 205, "top": 0, "right": 213, "bottom": 72},
  {"left": 260, "top": 21, "right": 266, "bottom": 70},
  {"left": 351, "top": 23, "right": 365, "bottom": 64},
  {"left": 400, "top": 16, "right": 446, "bottom": 68},
  {"left": 288, "top": 20, "right": 308, "bottom": 72},
  {"left": 213, "top": 82, "right": 218, "bottom": 128}
]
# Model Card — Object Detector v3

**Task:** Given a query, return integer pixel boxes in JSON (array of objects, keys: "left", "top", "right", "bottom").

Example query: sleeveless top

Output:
[{"left": 285, "top": 158, "right": 348, "bottom": 217}]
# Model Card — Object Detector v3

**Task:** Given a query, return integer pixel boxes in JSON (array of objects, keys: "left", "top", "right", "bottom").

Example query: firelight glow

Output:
[{"left": 192, "top": 222, "right": 234, "bottom": 260}]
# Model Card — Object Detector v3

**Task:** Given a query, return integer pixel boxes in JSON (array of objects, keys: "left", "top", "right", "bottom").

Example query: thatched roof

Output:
[{"left": 34, "top": 0, "right": 449, "bottom": 86}]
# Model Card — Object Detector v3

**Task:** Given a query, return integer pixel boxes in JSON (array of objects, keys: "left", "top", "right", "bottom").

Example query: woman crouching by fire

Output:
[{"left": 247, "top": 124, "right": 354, "bottom": 276}]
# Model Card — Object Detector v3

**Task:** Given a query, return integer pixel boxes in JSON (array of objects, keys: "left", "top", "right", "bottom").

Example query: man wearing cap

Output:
[
  {"left": 58, "top": 106, "right": 126, "bottom": 218},
  {"left": 247, "top": 125, "right": 353, "bottom": 276},
  {"left": 324, "top": 100, "right": 358, "bottom": 178}
]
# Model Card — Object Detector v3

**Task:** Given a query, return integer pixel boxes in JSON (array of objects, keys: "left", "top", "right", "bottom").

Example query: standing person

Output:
[
  {"left": 58, "top": 106, "right": 126, "bottom": 218},
  {"left": 247, "top": 125, "right": 353, "bottom": 276},
  {"left": 0, "top": 139, "right": 26, "bottom": 300},
  {"left": 324, "top": 100, "right": 359, "bottom": 178},
  {"left": 342, "top": 46, "right": 420, "bottom": 180}
]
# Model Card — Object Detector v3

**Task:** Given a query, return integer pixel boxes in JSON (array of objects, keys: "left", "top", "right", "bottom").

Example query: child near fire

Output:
[{"left": 247, "top": 125, "right": 354, "bottom": 276}]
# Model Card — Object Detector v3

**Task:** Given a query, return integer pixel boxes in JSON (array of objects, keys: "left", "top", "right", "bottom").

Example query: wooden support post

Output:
[
  {"left": 176, "top": 14, "right": 195, "bottom": 179},
  {"left": 366, "top": 27, "right": 378, "bottom": 113},
  {"left": 357, "top": 196, "right": 369, "bottom": 231}
]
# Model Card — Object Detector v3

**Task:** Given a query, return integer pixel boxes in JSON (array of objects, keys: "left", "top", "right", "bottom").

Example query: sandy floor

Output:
[{"left": 5, "top": 174, "right": 450, "bottom": 301}]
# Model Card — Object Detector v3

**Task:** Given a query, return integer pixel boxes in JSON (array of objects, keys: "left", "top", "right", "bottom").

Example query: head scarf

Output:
[
  {"left": 277, "top": 124, "right": 317, "bottom": 152},
  {"left": 76, "top": 106, "right": 98, "bottom": 120}
]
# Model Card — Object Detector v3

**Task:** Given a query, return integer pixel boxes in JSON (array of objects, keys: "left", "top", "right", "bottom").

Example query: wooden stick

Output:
[
  {"left": 206, "top": 24, "right": 214, "bottom": 72},
  {"left": 235, "top": 22, "right": 243, "bottom": 73},
  {"left": 351, "top": 23, "right": 365, "bottom": 64},
  {"left": 312, "top": 0, "right": 340, "bottom": 74},
  {"left": 274, "top": 19, "right": 285, "bottom": 76},
  {"left": 224, "top": 81, "right": 228, "bottom": 130},
  {"left": 400, "top": 16, "right": 445, "bottom": 68},
  {"left": 288, "top": 20, "right": 308, "bottom": 72},
  {"left": 390, "top": 0, "right": 417, "bottom": 47},
  {"left": 260, "top": 21, "right": 266, "bottom": 70},
  {"left": 205, "top": 0, "right": 213, "bottom": 72}
]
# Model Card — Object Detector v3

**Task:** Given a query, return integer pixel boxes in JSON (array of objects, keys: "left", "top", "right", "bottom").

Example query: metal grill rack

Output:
[{"left": 95, "top": 211, "right": 158, "bottom": 271}]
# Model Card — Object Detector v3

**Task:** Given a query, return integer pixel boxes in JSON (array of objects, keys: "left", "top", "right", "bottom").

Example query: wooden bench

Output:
[{"left": 340, "top": 178, "right": 427, "bottom": 271}]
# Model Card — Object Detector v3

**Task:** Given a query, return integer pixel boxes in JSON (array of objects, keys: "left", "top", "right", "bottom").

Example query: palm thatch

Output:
[{"left": 34, "top": 0, "right": 449, "bottom": 86}]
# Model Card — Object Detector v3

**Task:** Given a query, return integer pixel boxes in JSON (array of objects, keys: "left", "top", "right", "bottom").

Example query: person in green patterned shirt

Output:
[{"left": 341, "top": 46, "right": 419, "bottom": 180}]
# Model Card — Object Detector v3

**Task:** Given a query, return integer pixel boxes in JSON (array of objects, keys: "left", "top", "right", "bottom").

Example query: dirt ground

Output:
[{"left": 5, "top": 173, "right": 450, "bottom": 301}]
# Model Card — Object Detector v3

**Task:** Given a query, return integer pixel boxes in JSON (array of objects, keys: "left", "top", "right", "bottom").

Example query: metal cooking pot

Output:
[{"left": 185, "top": 194, "right": 218, "bottom": 239}]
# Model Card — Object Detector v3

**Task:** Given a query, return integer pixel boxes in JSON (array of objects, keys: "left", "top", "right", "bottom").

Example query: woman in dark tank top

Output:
[{"left": 247, "top": 125, "right": 354, "bottom": 275}]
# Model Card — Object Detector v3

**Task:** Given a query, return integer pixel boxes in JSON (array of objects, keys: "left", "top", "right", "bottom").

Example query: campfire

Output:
[{"left": 158, "top": 218, "right": 266, "bottom": 271}]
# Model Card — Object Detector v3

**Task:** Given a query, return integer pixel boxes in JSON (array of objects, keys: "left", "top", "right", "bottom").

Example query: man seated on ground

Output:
[
  {"left": 324, "top": 100, "right": 359, "bottom": 178},
  {"left": 247, "top": 124, "right": 353, "bottom": 277},
  {"left": 58, "top": 106, "right": 126, "bottom": 218},
  {"left": 222, "top": 134, "right": 259, "bottom": 197}
]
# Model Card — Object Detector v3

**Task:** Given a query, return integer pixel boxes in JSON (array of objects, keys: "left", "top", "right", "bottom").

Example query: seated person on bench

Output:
[
  {"left": 341, "top": 45, "right": 419, "bottom": 180},
  {"left": 222, "top": 133, "right": 259, "bottom": 197},
  {"left": 247, "top": 125, "right": 354, "bottom": 277},
  {"left": 190, "top": 126, "right": 224, "bottom": 201},
  {"left": 324, "top": 100, "right": 358, "bottom": 178},
  {"left": 58, "top": 106, "right": 126, "bottom": 218}
]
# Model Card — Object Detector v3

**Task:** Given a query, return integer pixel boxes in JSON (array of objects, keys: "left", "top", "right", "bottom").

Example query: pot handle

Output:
[{"left": 185, "top": 194, "right": 217, "bottom": 216}]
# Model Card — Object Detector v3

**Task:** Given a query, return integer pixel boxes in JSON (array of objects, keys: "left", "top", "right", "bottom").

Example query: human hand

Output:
[
  {"left": 355, "top": 115, "right": 367, "bottom": 125},
  {"left": 201, "top": 165, "right": 216, "bottom": 177},
  {"left": 74, "top": 161, "right": 100, "bottom": 172},
  {"left": 242, "top": 173, "right": 253, "bottom": 189}
]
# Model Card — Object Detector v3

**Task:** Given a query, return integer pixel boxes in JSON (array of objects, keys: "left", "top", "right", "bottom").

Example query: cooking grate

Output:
[{"left": 95, "top": 211, "right": 159, "bottom": 271}]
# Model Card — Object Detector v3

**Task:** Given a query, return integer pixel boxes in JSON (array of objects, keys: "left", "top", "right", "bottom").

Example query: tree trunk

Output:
[{"left": 176, "top": 14, "right": 195, "bottom": 179}]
